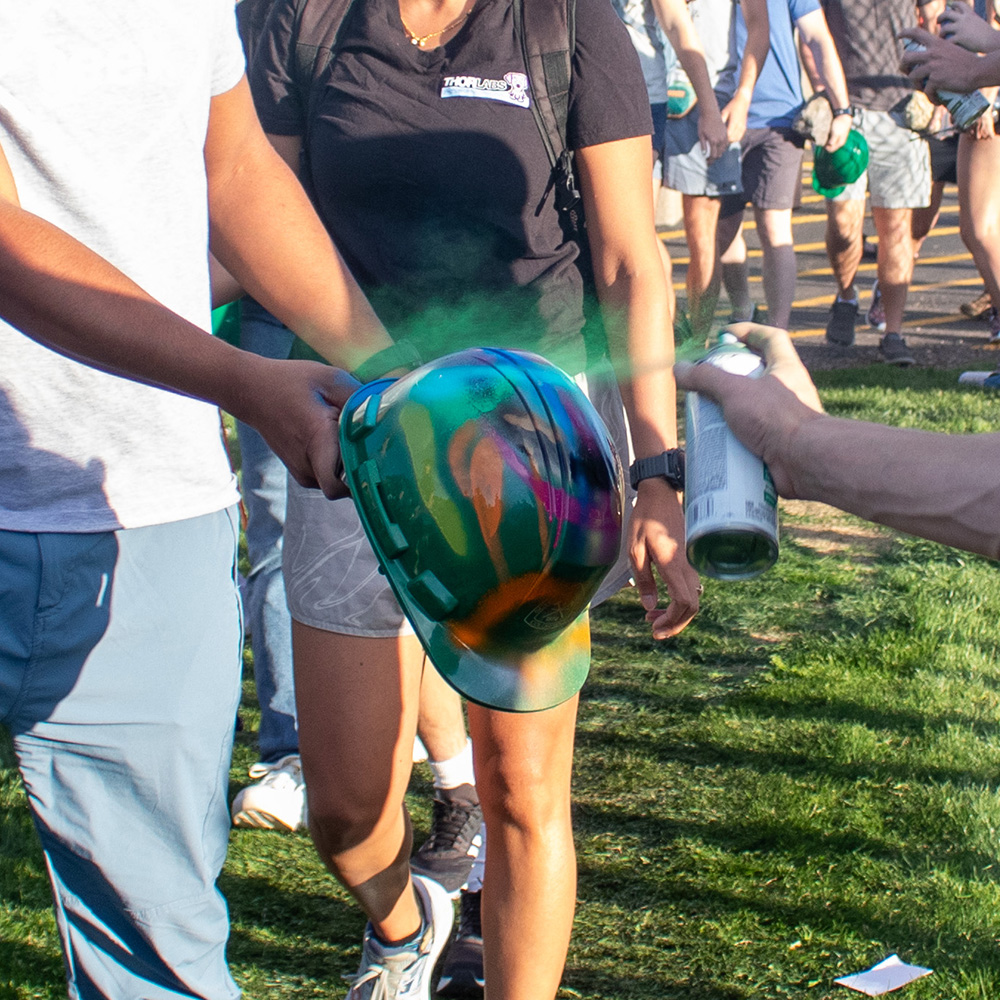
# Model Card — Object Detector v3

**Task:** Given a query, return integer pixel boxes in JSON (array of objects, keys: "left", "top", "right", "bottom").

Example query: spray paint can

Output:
[
  {"left": 900, "top": 38, "right": 991, "bottom": 132},
  {"left": 684, "top": 334, "right": 779, "bottom": 580}
]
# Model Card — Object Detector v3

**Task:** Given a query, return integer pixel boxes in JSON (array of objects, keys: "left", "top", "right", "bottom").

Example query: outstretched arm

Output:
[
  {"left": 577, "top": 135, "right": 702, "bottom": 639},
  {"left": 674, "top": 324, "right": 1000, "bottom": 559},
  {"left": 0, "top": 79, "right": 394, "bottom": 497},
  {"left": 204, "top": 77, "right": 391, "bottom": 369}
]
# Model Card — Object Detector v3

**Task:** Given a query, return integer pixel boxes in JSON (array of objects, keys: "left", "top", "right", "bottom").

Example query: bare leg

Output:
[
  {"left": 682, "top": 193, "right": 722, "bottom": 338},
  {"left": 958, "top": 132, "right": 1000, "bottom": 311},
  {"left": 417, "top": 662, "right": 468, "bottom": 763},
  {"left": 652, "top": 177, "right": 677, "bottom": 328},
  {"left": 871, "top": 206, "right": 914, "bottom": 333},
  {"left": 468, "top": 695, "right": 579, "bottom": 1000},
  {"left": 294, "top": 622, "right": 426, "bottom": 940},
  {"left": 825, "top": 197, "right": 865, "bottom": 302},
  {"left": 911, "top": 179, "right": 944, "bottom": 256},
  {"left": 754, "top": 206, "right": 796, "bottom": 330},
  {"left": 717, "top": 208, "right": 753, "bottom": 320}
]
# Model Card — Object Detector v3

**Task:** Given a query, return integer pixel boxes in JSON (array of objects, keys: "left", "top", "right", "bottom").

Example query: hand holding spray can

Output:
[
  {"left": 900, "top": 37, "right": 991, "bottom": 131},
  {"left": 684, "top": 334, "right": 779, "bottom": 580}
]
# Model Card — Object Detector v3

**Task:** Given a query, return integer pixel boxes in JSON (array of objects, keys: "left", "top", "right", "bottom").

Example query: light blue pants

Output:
[
  {"left": 0, "top": 509, "right": 243, "bottom": 999},
  {"left": 237, "top": 299, "right": 297, "bottom": 763}
]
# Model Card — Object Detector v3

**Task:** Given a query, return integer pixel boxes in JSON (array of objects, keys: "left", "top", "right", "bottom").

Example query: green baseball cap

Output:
[{"left": 339, "top": 348, "right": 624, "bottom": 712}]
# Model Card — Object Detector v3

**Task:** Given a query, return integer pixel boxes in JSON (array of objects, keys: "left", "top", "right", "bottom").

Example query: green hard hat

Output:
[
  {"left": 339, "top": 347, "right": 624, "bottom": 712},
  {"left": 812, "top": 129, "right": 869, "bottom": 198}
]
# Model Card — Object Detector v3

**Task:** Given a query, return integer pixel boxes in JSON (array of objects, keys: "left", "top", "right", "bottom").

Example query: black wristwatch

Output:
[
  {"left": 831, "top": 105, "right": 854, "bottom": 119},
  {"left": 629, "top": 449, "right": 685, "bottom": 492}
]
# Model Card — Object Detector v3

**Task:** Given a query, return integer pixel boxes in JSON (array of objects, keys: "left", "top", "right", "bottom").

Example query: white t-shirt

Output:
[{"left": 0, "top": 0, "right": 245, "bottom": 532}]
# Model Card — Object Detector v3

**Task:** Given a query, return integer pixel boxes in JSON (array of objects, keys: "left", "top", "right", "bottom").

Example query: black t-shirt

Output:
[{"left": 251, "top": 0, "right": 650, "bottom": 375}]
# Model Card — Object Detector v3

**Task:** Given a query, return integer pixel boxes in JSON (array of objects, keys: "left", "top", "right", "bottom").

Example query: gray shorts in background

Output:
[
  {"left": 830, "top": 107, "right": 930, "bottom": 209},
  {"left": 283, "top": 361, "right": 637, "bottom": 637},
  {"left": 662, "top": 105, "right": 742, "bottom": 197}
]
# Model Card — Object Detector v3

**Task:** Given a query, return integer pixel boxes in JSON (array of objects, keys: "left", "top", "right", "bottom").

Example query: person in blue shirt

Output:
[{"left": 715, "top": 0, "right": 850, "bottom": 330}]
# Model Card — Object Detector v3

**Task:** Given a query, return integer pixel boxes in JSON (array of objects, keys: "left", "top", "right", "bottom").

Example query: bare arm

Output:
[
  {"left": 205, "top": 77, "right": 392, "bottom": 369},
  {"left": 650, "top": 0, "right": 729, "bottom": 160},
  {"left": 796, "top": 8, "right": 852, "bottom": 150},
  {"left": 0, "top": 143, "right": 17, "bottom": 203},
  {"left": 0, "top": 80, "right": 396, "bottom": 497},
  {"left": 674, "top": 324, "right": 1000, "bottom": 559},
  {"left": 721, "top": 0, "right": 769, "bottom": 143},
  {"left": 576, "top": 136, "right": 702, "bottom": 638}
]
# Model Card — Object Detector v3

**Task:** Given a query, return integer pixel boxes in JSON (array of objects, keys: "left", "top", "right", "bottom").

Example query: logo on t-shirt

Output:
[{"left": 440, "top": 72, "right": 530, "bottom": 108}]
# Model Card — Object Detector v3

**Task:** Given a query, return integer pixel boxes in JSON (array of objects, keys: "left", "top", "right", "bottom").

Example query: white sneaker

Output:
[
  {"left": 231, "top": 753, "right": 307, "bottom": 831},
  {"left": 343, "top": 874, "right": 454, "bottom": 999}
]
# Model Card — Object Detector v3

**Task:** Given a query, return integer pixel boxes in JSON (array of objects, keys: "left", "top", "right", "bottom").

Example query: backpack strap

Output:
[
  {"left": 291, "top": 0, "right": 356, "bottom": 131},
  {"left": 513, "top": 0, "right": 580, "bottom": 213}
]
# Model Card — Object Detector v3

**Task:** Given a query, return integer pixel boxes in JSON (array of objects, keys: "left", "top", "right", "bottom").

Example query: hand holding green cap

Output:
[{"left": 812, "top": 129, "right": 869, "bottom": 198}]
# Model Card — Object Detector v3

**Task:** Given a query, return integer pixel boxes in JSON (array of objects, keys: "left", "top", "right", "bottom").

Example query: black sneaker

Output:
[
  {"left": 879, "top": 332, "right": 915, "bottom": 367},
  {"left": 410, "top": 784, "right": 482, "bottom": 895},
  {"left": 826, "top": 298, "right": 858, "bottom": 346},
  {"left": 437, "top": 889, "right": 484, "bottom": 998}
]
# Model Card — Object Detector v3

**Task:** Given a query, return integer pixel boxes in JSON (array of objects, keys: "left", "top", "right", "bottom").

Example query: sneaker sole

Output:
[
  {"left": 437, "top": 971, "right": 485, "bottom": 999},
  {"left": 412, "top": 875, "right": 456, "bottom": 996},
  {"left": 232, "top": 807, "right": 302, "bottom": 832}
]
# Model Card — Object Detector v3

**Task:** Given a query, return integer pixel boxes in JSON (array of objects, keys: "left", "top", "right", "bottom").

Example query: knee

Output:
[
  {"left": 307, "top": 792, "right": 386, "bottom": 860},
  {"left": 476, "top": 756, "right": 569, "bottom": 836}
]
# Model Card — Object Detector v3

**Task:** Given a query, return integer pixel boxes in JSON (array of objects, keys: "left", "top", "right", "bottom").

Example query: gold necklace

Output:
[{"left": 401, "top": 7, "right": 470, "bottom": 46}]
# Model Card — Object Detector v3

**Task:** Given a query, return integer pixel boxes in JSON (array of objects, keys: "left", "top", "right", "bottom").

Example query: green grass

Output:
[{"left": 3, "top": 367, "right": 1000, "bottom": 999}]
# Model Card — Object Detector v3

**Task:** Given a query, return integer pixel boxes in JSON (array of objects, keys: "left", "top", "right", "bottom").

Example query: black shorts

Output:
[{"left": 928, "top": 133, "right": 959, "bottom": 185}]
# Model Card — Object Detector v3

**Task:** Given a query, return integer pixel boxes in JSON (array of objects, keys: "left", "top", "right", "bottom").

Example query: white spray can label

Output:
[{"left": 684, "top": 336, "right": 779, "bottom": 580}]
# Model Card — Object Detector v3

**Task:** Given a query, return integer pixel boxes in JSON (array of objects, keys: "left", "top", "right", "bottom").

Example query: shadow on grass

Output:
[{"left": 0, "top": 940, "right": 65, "bottom": 998}]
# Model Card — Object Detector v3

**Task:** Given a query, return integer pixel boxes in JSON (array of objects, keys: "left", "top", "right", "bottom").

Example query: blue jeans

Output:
[
  {"left": 0, "top": 509, "right": 243, "bottom": 999},
  {"left": 237, "top": 299, "right": 298, "bottom": 763}
]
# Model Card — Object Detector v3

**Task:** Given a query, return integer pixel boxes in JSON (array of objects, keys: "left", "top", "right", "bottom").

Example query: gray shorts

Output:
[
  {"left": 662, "top": 106, "right": 743, "bottom": 197},
  {"left": 720, "top": 126, "right": 805, "bottom": 215},
  {"left": 283, "top": 361, "right": 637, "bottom": 637},
  {"left": 830, "top": 107, "right": 930, "bottom": 209}
]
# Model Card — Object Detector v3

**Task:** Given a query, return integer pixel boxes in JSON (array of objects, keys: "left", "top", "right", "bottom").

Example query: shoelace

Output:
[
  {"left": 422, "top": 798, "right": 481, "bottom": 853},
  {"left": 343, "top": 948, "right": 422, "bottom": 999}
]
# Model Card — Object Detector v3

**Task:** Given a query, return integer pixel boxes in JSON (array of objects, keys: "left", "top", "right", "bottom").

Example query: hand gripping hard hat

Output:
[{"left": 339, "top": 347, "right": 624, "bottom": 712}]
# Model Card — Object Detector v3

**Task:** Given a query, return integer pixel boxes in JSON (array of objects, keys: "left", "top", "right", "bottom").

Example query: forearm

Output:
[
  {"left": 801, "top": 27, "right": 850, "bottom": 109},
  {"left": 204, "top": 79, "right": 392, "bottom": 370},
  {"left": 735, "top": 0, "right": 770, "bottom": 103},
  {"left": 599, "top": 267, "right": 679, "bottom": 456},
  {"left": 207, "top": 150, "right": 390, "bottom": 369},
  {"left": 652, "top": 0, "right": 720, "bottom": 112},
  {"left": 0, "top": 198, "right": 271, "bottom": 421},
  {"left": 787, "top": 416, "right": 1000, "bottom": 559}
]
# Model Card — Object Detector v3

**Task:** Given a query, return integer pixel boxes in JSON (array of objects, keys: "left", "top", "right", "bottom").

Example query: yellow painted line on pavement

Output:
[{"left": 669, "top": 236, "right": 963, "bottom": 270}]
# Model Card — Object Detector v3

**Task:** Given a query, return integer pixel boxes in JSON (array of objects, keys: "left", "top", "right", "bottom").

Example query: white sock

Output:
[{"left": 429, "top": 737, "right": 475, "bottom": 791}]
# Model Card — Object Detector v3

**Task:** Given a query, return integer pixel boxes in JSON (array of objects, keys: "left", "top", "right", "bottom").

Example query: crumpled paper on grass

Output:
[{"left": 835, "top": 954, "right": 932, "bottom": 996}]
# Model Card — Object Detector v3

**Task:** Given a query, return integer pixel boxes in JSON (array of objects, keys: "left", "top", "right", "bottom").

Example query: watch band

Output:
[
  {"left": 831, "top": 106, "right": 854, "bottom": 118},
  {"left": 629, "top": 449, "right": 685, "bottom": 492}
]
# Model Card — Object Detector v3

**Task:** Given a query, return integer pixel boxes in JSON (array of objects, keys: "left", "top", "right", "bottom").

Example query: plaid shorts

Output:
[{"left": 831, "top": 107, "right": 930, "bottom": 209}]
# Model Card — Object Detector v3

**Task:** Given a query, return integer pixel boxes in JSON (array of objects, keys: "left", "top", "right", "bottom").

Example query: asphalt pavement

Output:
[{"left": 660, "top": 151, "right": 1000, "bottom": 373}]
